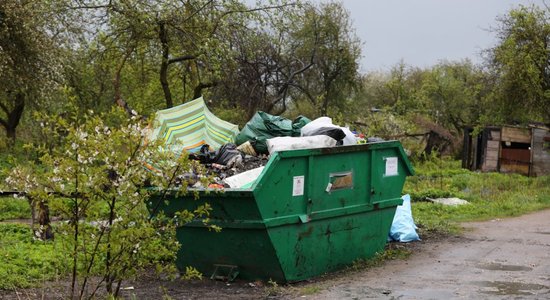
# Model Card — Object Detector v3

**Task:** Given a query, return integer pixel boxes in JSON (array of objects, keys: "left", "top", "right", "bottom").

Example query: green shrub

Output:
[{"left": 0, "top": 197, "right": 31, "bottom": 221}]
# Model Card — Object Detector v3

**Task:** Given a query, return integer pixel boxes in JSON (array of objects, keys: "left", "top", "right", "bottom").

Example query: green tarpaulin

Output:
[{"left": 235, "top": 111, "right": 310, "bottom": 154}]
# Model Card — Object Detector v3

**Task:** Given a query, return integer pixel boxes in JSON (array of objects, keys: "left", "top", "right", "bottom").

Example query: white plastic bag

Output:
[
  {"left": 266, "top": 136, "right": 337, "bottom": 154},
  {"left": 300, "top": 117, "right": 357, "bottom": 145},
  {"left": 300, "top": 117, "right": 334, "bottom": 136}
]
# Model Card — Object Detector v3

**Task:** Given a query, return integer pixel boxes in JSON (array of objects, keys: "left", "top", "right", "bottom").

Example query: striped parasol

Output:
[{"left": 147, "top": 97, "right": 239, "bottom": 155}]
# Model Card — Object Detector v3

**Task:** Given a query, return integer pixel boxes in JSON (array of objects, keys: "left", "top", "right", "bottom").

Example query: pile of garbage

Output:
[
  {"left": 147, "top": 99, "right": 377, "bottom": 189},
  {"left": 178, "top": 111, "right": 372, "bottom": 188}
]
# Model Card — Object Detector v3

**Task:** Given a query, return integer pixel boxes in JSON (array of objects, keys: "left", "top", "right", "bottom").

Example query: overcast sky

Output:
[{"left": 338, "top": 0, "right": 546, "bottom": 73}]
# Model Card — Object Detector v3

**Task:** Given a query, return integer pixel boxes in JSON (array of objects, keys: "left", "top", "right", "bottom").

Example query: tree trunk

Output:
[
  {"left": 36, "top": 199, "right": 54, "bottom": 240},
  {"left": 158, "top": 21, "right": 173, "bottom": 108},
  {"left": 113, "top": 46, "right": 138, "bottom": 117},
  {"left": 5, "top": 125, "right": 16, "bottom": 142},
  {"left": 0, "top": 93, "right": 25, "bottom": 145},
  {"left": 320, "top": 92, "right": 329, "bottom": 116},
  {"left": 27, "top": 196, "right": 54, "bottom": 241}
]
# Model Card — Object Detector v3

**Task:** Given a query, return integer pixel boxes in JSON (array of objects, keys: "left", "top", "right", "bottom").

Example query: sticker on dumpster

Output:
[
  {"left": 385, "top": 157, "right": 398, "bottom": 176},
  {"left": 293, "top": 176, "right": 305, "bottom": 196}
]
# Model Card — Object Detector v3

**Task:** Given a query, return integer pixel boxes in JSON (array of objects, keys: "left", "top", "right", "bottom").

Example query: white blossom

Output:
[
  {"left": 132, "top": 242, "right": 140, "bottom": 254},
  {"left": 75, "top": 129, "right": 88, "bottom": 140}
]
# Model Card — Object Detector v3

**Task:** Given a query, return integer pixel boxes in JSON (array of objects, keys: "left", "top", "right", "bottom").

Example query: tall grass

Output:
[{"left": 406, "top": 157, "right": 550, "bottom": 234}]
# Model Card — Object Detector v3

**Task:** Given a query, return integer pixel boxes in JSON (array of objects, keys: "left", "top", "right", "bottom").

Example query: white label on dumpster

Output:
[
  {"left": 293, "top": 176, "right": 305, "bottom": 196},
  {"left": 385, "top": 157, "right": 398, "bottom": 176}
]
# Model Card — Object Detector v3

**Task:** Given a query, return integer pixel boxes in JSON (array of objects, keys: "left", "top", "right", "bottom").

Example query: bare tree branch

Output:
[
  {"left": 68, "top": 0, "right": 113, "bottom": 10},
  {"left": 210, "top": 3, "right": 297, "bottom": 35},
  {"left": 193, "top": 81, "right": 218, "bottom": 99},
  {"left": 168, "top": 55, "right": 196, "bottom": 64}
]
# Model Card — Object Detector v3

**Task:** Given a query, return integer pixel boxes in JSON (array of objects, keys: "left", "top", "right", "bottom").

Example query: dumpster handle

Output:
[
  {"left": 306, "top": 156, "right": 314, "bottom": 217},
  {"left": 370, "top": 149, "right": 378, "bottom": 203}
]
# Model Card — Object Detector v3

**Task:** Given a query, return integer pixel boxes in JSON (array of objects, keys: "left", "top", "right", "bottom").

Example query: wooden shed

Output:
[{"left": 462, "top": 124, "right": 550, "bottom": 176}]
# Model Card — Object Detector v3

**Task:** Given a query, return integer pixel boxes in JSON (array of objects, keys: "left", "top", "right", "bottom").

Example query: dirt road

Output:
[{"left": 312, "top": 209, "right": 550, "bottom": 299}]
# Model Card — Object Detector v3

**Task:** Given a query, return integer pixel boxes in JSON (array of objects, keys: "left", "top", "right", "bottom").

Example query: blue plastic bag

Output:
[{"left": 389, "top": 194, "right": 420, "bottom": 242}]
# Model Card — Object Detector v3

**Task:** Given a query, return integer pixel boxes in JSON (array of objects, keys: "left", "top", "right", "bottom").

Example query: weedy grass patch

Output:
[
  {"left": 406, "top": 158, "right": 550, "bottom": 234},
  {"left": 0, "top": 196, "right": 71, "bottom": 221},
  {"left": 350, "top": 247, "right": 412, "bottom": 271},
  {"left": 0, "top": 223, "right": 68, "bottom": 289},
  {"left": 0, "top": 196, "right": 31, "bottom": 221}
]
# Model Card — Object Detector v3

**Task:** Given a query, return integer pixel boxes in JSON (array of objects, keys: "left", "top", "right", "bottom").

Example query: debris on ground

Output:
[{"left": 427, "top": 197, "right": 470, "bottom": 206}]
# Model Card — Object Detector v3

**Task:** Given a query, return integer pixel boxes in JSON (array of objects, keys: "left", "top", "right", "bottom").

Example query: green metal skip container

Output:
[{"left": 150, "top": 141, "right": 414, "bottom": 282}]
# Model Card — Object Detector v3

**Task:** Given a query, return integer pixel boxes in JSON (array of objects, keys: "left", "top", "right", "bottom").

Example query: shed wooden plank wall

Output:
[
  {"left": 482, "top": 130, "right": 500, "bottom": 171},
  {"left": 501, "top": 127, "right": 531, "bottom": 143},
  {"left": 531, "top": 128, "right": 550, "bottom": 176}
]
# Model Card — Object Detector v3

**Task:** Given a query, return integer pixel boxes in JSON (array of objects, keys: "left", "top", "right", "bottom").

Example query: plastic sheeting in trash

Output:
[
  {"left": 300, "top": 117, "right": 357, "bottom": 145},
  {"left": 189, "top": 143, "right": 243, "bottom": 168},
  {"left": 235, "top": 112, "right": 310, "bottom": 154},
  {"left": 388, "top": 194, "right": 420, "bottom": 242},
  {"left": 223, "top": 166, "right": 265, "bottom": 188},
  {"left": 302, "top": 127, "right": 346, "bottom": 144},
  {"left": 266, "top": 136, "right": 337, "bottom": 154}
]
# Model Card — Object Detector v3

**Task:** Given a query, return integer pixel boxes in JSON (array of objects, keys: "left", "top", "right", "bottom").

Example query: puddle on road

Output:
[
  {"left": 476, "top": 262, "right": 532, "bottom": 271},
  {"left": 473, "top": 281, "right": 549, "bottom": 296}
]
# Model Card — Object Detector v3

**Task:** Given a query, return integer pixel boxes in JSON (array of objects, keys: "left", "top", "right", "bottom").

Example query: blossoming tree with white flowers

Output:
[{"left": 5, "top": 109, "right": 214, "bottom": 299}]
